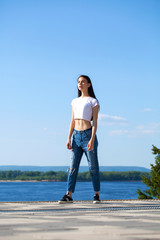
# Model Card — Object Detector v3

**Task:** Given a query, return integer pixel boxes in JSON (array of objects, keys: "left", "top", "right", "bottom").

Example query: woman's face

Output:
[{"left": 78, "top": 77, "right": 91, "bottom": 92}]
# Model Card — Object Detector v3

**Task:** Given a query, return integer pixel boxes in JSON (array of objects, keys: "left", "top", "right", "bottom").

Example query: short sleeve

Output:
[
  {"left": 71, "top": 98, "right": 76, "bottom": 106},
  {"left": 92, "top": 98, "right": 99, "bottom": 108}
]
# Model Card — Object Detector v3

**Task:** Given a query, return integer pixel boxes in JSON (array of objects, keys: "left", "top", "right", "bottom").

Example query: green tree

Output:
[{"left": 137, "top": 145, "right": 160, "bottom": 199}]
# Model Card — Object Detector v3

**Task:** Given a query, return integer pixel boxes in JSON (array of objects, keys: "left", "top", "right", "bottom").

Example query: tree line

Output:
[{"left": 0, "top": 170, "right": 149, "bottom": 181}]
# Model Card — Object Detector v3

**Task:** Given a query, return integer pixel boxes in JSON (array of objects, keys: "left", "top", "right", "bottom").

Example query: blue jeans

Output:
[{"left": 67, "top": 127, "right": 100, "bottom": 193}]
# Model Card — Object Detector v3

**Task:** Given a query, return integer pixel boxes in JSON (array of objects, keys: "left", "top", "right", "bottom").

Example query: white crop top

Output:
[{"left": 71, "top": 97, "right": 99, "bottom": 122}]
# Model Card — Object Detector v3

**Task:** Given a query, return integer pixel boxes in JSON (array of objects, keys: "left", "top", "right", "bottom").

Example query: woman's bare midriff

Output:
[{"left": 74, "top": 119, "right": 92, "bottom": 131}]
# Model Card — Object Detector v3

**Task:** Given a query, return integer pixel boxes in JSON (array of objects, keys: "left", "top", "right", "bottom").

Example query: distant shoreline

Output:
[{"left": 0, "top": 170, "right": 149, "bottom": 182}]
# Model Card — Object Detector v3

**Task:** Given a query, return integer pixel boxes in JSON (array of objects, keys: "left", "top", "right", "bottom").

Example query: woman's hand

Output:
[
  {"left": 66, "top": 139, "right": 72, "bottom": 150},
  {"left": 87, "top": 139, "right": 94, "bottom": 151}
]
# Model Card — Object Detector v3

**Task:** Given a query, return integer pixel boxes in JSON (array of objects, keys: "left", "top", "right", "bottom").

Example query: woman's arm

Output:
[
  {"left": 87, "top": 105, "right": 99, "bottom": 151},
  {"left": 66, "top": 107, "right": 75, "bottom": 150}
]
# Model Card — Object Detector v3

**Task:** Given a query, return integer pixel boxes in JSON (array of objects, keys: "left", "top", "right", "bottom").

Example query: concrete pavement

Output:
[{"left": 0, "top": 199, "right": 160, "bottom": 240}]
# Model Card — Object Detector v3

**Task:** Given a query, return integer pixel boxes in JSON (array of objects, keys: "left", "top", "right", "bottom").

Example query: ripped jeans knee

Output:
[
  {"left": 89, "top": 167, "right": 98, "bottom": 175},
  {"left": 67, "top": 167, "right": 76, "bottom": 176}
]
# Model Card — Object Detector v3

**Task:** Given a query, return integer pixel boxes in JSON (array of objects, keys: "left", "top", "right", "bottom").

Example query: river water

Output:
[{"left": 0, "top": 181, "right": 147, "bottom": 202}]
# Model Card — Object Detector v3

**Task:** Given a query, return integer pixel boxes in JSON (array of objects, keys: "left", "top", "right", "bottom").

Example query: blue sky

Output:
[{"left": 0, "top": 0, "right": 160, "bottom": 168}]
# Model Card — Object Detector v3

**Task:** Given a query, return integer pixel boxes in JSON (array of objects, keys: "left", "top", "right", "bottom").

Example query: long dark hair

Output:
[{"left": 77, "top": 75, "right": 96, "bottom": 98}]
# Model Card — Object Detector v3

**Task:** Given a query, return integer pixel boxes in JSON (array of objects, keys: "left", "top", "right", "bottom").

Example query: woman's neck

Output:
[{"left": 80, "top": 92, "right": 89, "bottom": 98}]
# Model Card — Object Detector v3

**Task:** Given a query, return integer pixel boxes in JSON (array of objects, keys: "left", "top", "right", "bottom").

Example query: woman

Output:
[{"left": 59, "top": 75, "right": 100, "bottom": 204}]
